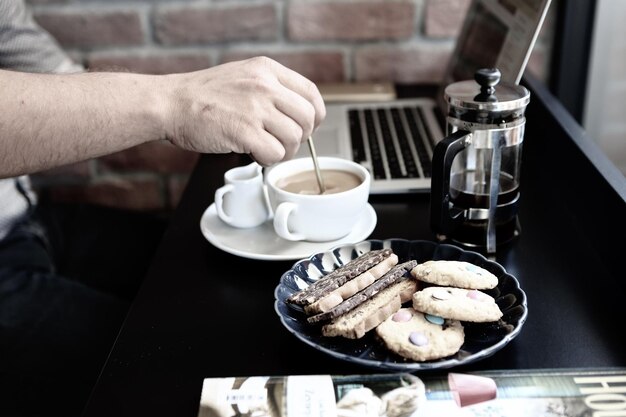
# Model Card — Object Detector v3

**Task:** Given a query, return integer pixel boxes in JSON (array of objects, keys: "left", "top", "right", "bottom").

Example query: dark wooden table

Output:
[{"left": 82, "top": 75, "right": 626, "bottom": 416}]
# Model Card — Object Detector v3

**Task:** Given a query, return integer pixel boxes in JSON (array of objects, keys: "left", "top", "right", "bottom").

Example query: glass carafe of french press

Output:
[{"left": 430, "top": 68, "right": 530, "bottom": 254}]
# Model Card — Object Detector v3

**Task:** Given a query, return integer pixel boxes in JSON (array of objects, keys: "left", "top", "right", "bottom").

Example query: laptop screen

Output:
[{"left": 438, "top": 0, "right": 552, "bottom": 110}]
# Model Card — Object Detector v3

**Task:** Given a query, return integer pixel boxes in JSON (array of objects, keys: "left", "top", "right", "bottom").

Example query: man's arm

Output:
[
  {"left": 0, "top": 56, "right": 326, "bottom": 178},
  {"left": 0, "top": 69, "right": 165, "bottom": 177}
]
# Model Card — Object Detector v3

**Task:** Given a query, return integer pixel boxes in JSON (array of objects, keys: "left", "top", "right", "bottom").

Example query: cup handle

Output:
[
  {"left": 273, "top": 202, "right": 306, "bottom": 241},
  {"left": 214, "top": 184, "right": 235, "bottom": 226}
]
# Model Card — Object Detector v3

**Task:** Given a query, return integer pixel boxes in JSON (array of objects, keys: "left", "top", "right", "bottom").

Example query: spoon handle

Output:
[{"left": 307, "top": 136, "right": 326, "bottom": 194}]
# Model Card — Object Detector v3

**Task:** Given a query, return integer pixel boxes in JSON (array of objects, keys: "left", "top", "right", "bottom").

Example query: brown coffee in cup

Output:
[{"left": 277, "top": 169, "right": 362, "bottom": 195}]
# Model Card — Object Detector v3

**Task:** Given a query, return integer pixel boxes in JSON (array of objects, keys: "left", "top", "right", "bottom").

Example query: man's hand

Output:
[{"left": 164, "top": 56, "right": 326, "bottom": 166}]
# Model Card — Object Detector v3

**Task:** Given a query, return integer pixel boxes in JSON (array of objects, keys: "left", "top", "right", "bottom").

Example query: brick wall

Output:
[{"left": 26, "top": 0, "right": 556, "bottom": 212}]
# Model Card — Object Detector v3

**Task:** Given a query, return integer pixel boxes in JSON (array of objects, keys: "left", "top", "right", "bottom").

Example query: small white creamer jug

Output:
[{"left": 214, "top": 162, "right": 271, "bottom": 228}]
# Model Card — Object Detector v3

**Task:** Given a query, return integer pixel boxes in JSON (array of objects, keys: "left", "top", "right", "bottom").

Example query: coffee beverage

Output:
[
  {"left": 448, "top": 171, "right": 520, "bottom": 246},
  {"left": 276, "top": 169, "right": 362, "bottom": 195},
  {"left": 449, "top": 171, "right": 519, "bottom": 208}
]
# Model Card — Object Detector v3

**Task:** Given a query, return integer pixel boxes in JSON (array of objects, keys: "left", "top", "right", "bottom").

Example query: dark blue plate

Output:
[{"left": 274, "top": 239, "right": 528, "bottom": 371}]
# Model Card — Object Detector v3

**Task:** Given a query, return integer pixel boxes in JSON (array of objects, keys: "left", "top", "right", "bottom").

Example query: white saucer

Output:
[{"left": 200, "top": 203, "right": 377, "bottom": 261}]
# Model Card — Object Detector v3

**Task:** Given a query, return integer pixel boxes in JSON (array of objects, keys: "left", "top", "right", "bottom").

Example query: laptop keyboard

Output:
[{"left": 348, "top": 106, "right": 435, "bottom": 181}]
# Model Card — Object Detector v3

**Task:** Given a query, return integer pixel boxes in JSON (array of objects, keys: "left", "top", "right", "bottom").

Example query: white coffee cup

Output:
[
  {"left": 265, "top": 157, "right": 371, "bottom": 242},
  {"left": 214, "top": 162, "right": 271, "bottom": 228}
]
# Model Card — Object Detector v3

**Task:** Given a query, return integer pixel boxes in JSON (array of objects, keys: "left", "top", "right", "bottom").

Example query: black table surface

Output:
[{"left": 83, "top": 75, "right": 626, "bottom": 416}]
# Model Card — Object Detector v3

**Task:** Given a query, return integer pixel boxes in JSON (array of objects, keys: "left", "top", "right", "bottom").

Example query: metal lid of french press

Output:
[{"left": 444, "top": 68, "right": 530, "bottom": 112}]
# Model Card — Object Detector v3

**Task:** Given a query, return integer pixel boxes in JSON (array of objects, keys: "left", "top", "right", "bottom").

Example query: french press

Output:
[{"left": 430, "top": 68, "right": 530, "bottom": 254}]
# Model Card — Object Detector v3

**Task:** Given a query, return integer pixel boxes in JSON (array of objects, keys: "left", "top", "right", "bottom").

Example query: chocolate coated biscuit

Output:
[
  {"left": 286, "top": 248, "right": 393, "bottom": 306},
  {"left": 307, "top": 260, "right": 417, "bottom": 324}
]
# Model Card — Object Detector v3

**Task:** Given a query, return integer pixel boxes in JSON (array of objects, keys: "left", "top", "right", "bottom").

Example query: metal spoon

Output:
[{"left": 306, "top": 136, "right": 326, "bottom": 194}]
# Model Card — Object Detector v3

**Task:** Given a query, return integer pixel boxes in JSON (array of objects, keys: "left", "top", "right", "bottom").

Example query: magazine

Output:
[{"left": 197, "top": 367, "right": 626, "bottom": 417}]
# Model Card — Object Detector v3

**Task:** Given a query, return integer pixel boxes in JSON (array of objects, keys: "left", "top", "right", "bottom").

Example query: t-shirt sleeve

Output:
[{"left": 0, "top": 0, "right": 83, "bottom": 74}]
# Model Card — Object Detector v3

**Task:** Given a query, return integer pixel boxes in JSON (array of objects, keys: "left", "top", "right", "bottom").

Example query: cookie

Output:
[
  {"left": 375, "top": 307, "right": 464, "bottom": 361},
  {"left": 304, "top": 253, "right": 399, "bottom": 315},
  {"left": 410, "top": 260, "right": 498, "bottom": 289},
  {"left": 412, "top": 286, "right": 502, "bottom": 322},
  {"left": 286, "top": 248, "right": 394, "bottom": 306},
  {"left": 321, "top": 277, "right": 418, "bottom": 339},
  {"left": 307, "top": 260, "right": 417, "bottom": 324}
]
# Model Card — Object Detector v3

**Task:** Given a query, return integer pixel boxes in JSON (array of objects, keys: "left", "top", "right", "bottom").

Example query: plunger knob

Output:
[{"left": 474, "top": 68, "right": 501, "bottom": 101}]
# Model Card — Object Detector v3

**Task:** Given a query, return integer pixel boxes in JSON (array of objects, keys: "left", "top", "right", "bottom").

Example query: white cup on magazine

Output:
[
  {"left": 265, "top": 156, "right": 371, "bottom": 242},
  {"left": 214, "top": 162, "right": 271, "bottom": 228}
]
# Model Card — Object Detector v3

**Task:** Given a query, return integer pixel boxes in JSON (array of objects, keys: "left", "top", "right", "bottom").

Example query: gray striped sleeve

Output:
[{"left": 0, "top": 0, "right": 82, "bottom": 73}]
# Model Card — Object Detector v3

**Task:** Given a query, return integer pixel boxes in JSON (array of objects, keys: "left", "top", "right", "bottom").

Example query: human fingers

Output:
[
  {"left": 262, "top": 108, "right": 304, "bottom": 161},
  {"left": 246, "top": 129, "right": 287, "bottom": 166},
  {"left": 273, "top": 85, "right": 316, "bottom": 144},
  {"left": 266, "top": 60, "right": 326, "bottom": 129}
]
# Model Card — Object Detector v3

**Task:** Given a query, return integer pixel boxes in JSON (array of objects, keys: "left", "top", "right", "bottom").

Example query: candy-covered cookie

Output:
[
  {"left": 412, "top": 286, "right": 502, "bottom": 323},
  {"left": 410, "top": 260, "right": 498, "bottom": 290},
  {"left": 375, "top": 307, "right": 464, "bottom": 362}
]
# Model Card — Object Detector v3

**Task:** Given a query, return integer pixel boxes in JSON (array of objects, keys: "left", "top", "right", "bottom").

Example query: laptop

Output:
[{"left": 299, "top": 0, "right": 552, "bottom": 194}]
